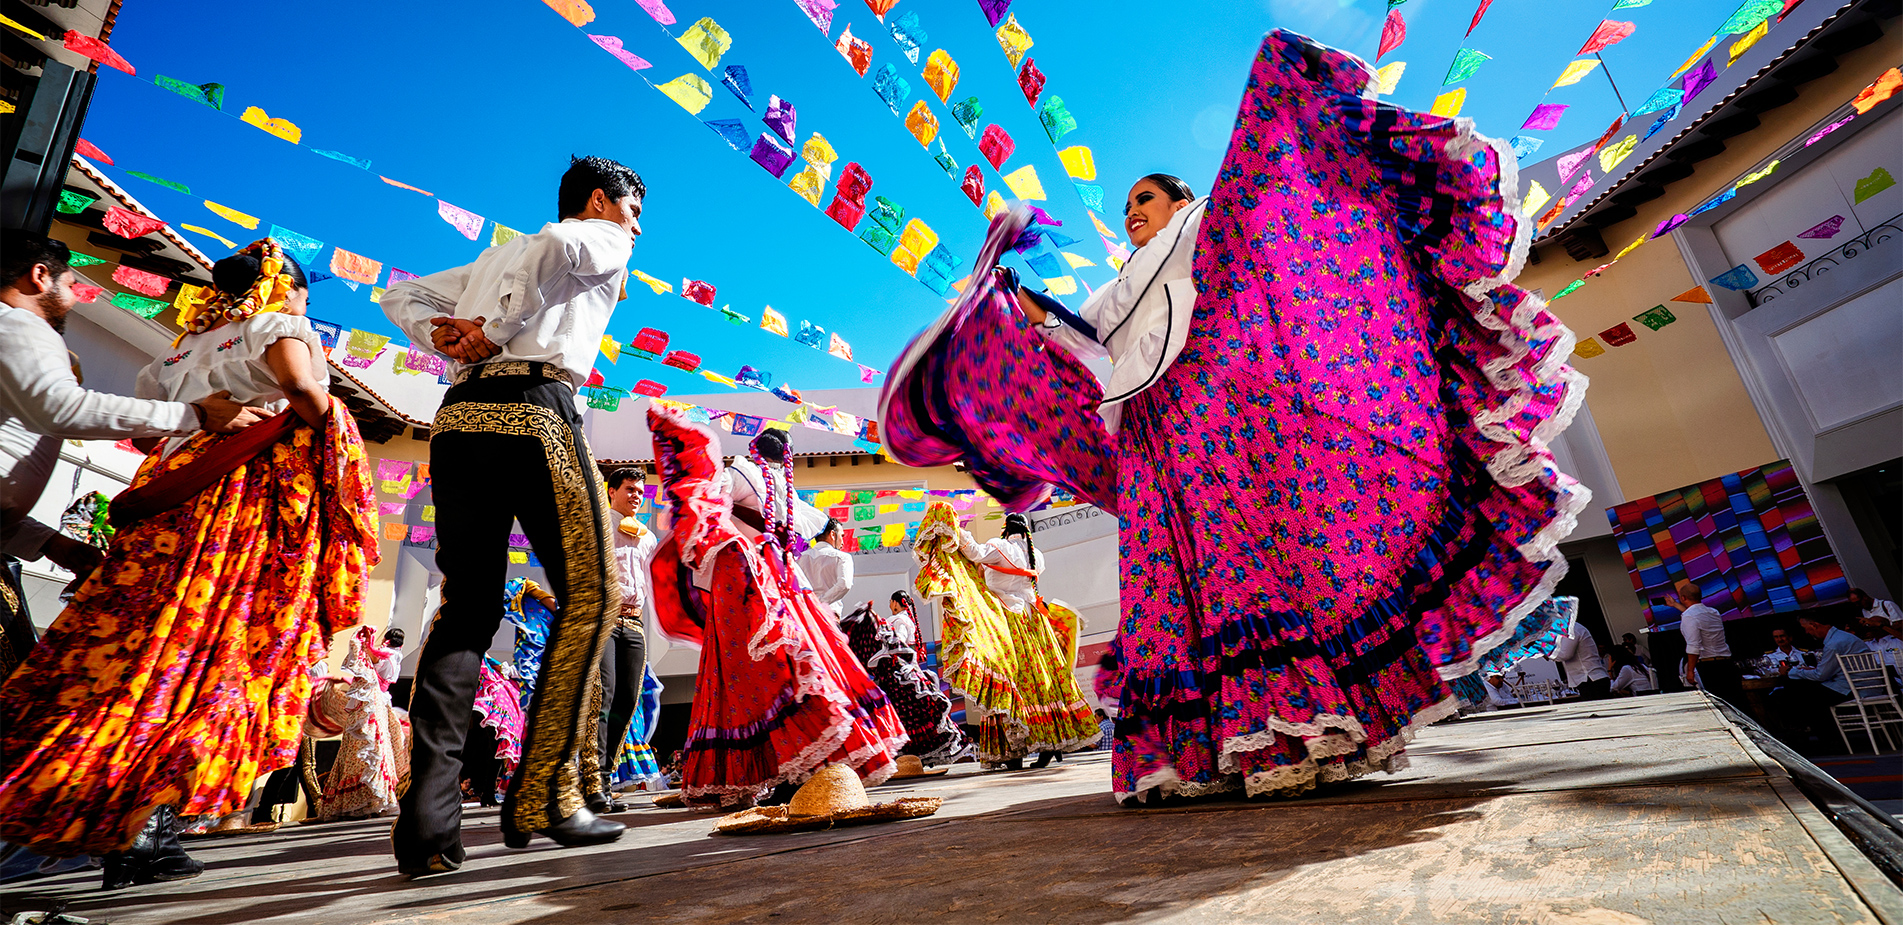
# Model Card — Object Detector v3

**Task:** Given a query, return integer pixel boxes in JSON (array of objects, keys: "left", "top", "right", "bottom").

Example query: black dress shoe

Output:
[
  {"left": 585, "top": 792, "right": 628, "bottom": 815},
  {"left": 396, "top": 851, "right": 464, "bottom": 878},
  {"left": 393, "top": 836, "right": 467, "bottom": 878},
  {"left": 501, "top": 803, "right": 625, "bottom": 849},
  {"left": 1028, "top": 752, "right": 1055, "bottom": 769}
]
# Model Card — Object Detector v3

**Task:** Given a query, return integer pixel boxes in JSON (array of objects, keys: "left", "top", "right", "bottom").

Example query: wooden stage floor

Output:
[{"left": 7, "top": 692, "right": 1900, "bottom": 924}]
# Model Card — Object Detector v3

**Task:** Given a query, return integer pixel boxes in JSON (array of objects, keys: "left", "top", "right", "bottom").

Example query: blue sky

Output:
[{"left": 83, "top": 0, "right": 1748, "bottom": 398}]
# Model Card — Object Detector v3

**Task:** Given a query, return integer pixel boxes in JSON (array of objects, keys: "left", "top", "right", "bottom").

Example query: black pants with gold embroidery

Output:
[{"left": 394, "top": 374, "right": 619, "bottom": 861}]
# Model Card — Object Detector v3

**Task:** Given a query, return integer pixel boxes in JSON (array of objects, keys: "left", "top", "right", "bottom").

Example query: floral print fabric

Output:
[
  {"left": 912, "top": 503, "right": 1100, "bottom": 763},
  {"left": 0, "top": 400, "right": 379, "bottom": 854},
  {"left": 1105, "top": 31, "right": 1587, "bottom": 800}
]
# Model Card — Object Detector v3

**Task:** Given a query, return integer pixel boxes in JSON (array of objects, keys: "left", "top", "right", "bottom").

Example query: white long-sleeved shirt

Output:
[
  {"left": 960, "top": 532, "right": 1042, "bottom": 614},
  {"left": 1551, "top": 620, "right": 1610, "bottom": 684},
  {"left": 1864, "top": 599, "right": 1903, "bottom": 624},
  {"left": 613, "top": 514, "right": 658, "bottom": 620},
  {"left": 378, "top": 218, "right": 634, "bottom": 388},
  {"left": 1035, "top": 198, "right": 1207, "bottom": 433},
  {"left": 1678, "top": 603, "right": 1730, "bottom": 658},
  {"left": 1484, "top": 679, "right": 1519, "bottom": 708},
  {"left": 799, "top": 540, "right": 853, "bottom": 611},
  {"left": 1, "top": 305, "right": 197, "bottom": 557},
  {"left": 1609, "top": 664, "right": 1652, "bottom": 694}
]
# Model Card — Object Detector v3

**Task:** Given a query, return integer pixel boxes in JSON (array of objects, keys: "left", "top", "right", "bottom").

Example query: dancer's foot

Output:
[
  {"left": 500, "top": 802, "right": 624, "bottom": 850},
  {"left": 103, "top": 806, "right": 200, "bottom": 889},
  {"left": 584, "top": 792, "right": 628, "bottom": 815},
  {"left": 1028, "top": 751, "right": 1056, "bottom": 769}
]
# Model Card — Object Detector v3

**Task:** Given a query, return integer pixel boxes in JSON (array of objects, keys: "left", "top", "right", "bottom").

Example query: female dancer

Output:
[
  {"left": 913, "top": 504, "right": 1098, "bottom": 769},
  {"left": 315, "top": 624, "right": 412, "bottom": 820},
  {"left": 884, "top": 31, "right": 1586, "bottom": 802},
  {"left": 0, "top": 239, "right": 379, "bottom": 882},
  {"left": 647, "top": 412, "right": 905, "bottom": 806},
  {"left": 837, "top": 592, "right": 969, "bottom": 766}
]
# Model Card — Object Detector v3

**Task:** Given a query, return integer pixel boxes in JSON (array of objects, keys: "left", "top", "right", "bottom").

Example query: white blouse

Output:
[
  {"left": 1036, "top": 197, "right": 1207, "bottom": 432},
  {"left": 135, "top": 312, "right": 327, "bottom": 457},
  {"left": 959, "top": 532, "right": 1042, "bottom": 614}
]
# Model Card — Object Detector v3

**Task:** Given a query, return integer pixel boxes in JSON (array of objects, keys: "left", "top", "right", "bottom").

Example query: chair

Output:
[{"left": 1830, "top": 651, "right": 1903, "bottom": 754}]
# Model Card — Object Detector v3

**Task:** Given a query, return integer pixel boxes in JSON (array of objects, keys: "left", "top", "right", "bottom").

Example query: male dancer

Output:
[
  {"left": 381, "top": 156, "right": 642, "bottom": 874},
  {"left": 597, "top": 467, "right": 656, "bottom": 809}
]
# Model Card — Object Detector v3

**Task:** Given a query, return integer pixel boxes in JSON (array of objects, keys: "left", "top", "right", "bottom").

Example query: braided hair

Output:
[
  {"left": 748, "top": 428, "right": 796, "bottom": 565},
  {"left": 1002, "top": 513, "right": 1036, "bottom": 590}
]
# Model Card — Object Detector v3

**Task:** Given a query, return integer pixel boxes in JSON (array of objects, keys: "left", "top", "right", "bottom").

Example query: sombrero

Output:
[
  {"left": 885, "top": 754, "right": 948, "bottom": 780},
  {"left": 711, "top": 764, "right": 941, "bottom": 836}
]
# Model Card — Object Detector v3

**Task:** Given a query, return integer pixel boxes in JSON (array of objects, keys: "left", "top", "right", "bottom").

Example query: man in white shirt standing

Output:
[
  {"left": 799, "top": 519, "right": 854, "bottom": 618},
  {"left": 0, "top": 231, "right": 260, "bottom": 676},
  {"left": 1669, "top": 579, "right": 1742, "bottom": 706},
  {"left": 381, "top": 157, "right": 642, "bottom": 874},
  {"left": 596, "top": 467, "right": 657, "bottom": 812},
  {"left": 1850, "top": 588, "right": 1903, "bottom": 625},
  {"left": 1548, "top": 616, "right": 1612, "bottom": 700}
]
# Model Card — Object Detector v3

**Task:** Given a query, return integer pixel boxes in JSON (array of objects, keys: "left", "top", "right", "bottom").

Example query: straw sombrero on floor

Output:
[
  {"left": 712, "top": 764, "right": 942, "bottom": 836},
  {"left": 886, "top": 754, "right": 948, "bottom": 780}
]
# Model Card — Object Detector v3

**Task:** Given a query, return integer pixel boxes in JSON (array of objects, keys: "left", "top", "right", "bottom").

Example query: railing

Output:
[{"left": 1748, "top": 213, "right": 1903, "bottom": 307}]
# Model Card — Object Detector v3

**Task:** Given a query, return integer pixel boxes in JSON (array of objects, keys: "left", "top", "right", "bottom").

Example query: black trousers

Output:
[
  {"left": 394, "top": 373, "right": 618, "bottom": 861},
  {"left": 1692, "top": 656, "right": 1745, "bottom": 707},
  {"left": 597, "top": 626, "right": 647, "bottom": 787},
  {"left": 1574, "top": 678, "right": 1612, "bottom": 701},
  {"left": 1769, "top": 678, "right": 1852, "bottom": 744},
  {"left": 0, "top": 556, "right": 36, "bottom": 681}
]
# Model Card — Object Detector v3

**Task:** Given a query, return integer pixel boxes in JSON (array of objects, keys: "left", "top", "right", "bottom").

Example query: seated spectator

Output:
[
  {"left": 1483, "top": 671, "right": 1519, "bottom": 710},
  {"left": 1855, "top": 614, "right": 1902, "bottom": 669},
  {"left": 1763, "top": 628, "right": 1810, "bottom": 670},
  {"left": 1608, "top": 650, "right": 1654, "bottom": 695},
  {"left": 1619, "top": 633, "right": 1650, "bottom": 667},
  {"left": 1770, "top": 612, "right": 1872, "bottom": 749},
  {"left": 1850, "top": 588, "right": 1902, "bottom": 625}
]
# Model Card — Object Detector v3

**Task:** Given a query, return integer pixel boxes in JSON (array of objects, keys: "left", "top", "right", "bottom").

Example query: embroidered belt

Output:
[{"left": 453, "top": 360, "right": 573, "bottom": 386}]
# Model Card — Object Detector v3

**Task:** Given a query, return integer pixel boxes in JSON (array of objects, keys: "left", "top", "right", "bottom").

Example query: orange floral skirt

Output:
[{"left": 0, "top": 402, "right": 378, "bottom": 855}]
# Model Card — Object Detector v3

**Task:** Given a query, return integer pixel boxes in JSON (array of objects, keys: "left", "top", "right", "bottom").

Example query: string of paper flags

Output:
[
  {"left": 1518, "top": 0, "right": 1799, "bottom": 235},
  {"left": 70, "top": 140, "right": 900, "bottom": 396},
  {"left": 533, "top": 0, "right": 972, "bottom": 298},
  {"left": 1559, "top": 66, "right": 1900, "bottom": 360},
  {"left": 61, "top": 17, "right": 968, "bottom": 378}
]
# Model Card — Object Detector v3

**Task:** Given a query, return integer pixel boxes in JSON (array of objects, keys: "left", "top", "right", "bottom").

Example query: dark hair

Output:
[
  {"left": 1, "top": 230, "right": 72, "bottom": 288},
  {"left": 382, "top": 627, "right": 405, "bottom": 648},
  {"left": 1002, "top": 513, "right": 1036, "bottom": 588},
  {"left": 558, "top": 155, "right": 646, "bottom": 218},
  {"left": 890, "top": 589, "right": 914, "bottom": 608},
  {"left": 608, "top": 467, "right": 645, "bottom": 490},
  {"left": 1139, "top": 173, "right": 1195, "bottom": 203},
  {"left": 816, "top": 518, "right": 840, "bottom": 541},
  {"left": 212, "top": 248, "right": 307, "bottom": 298},
  {"left": 751, "top": 428, "right": 788, "bottom": 464}
]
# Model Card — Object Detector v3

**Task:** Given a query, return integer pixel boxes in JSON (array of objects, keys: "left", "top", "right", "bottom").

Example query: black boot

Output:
[
  {"left": 103, "top": 806, "right": 200, "bottom": 889},
  {"left": 757, "top": 782, "right": 800, "bottom": 807},
  {"left": 500, "top": 794, "right": 625, "bottom": 850},
  {"left": 145, "top": 811, "right": 205, "bottom": 883},
  {"left": 1028, "top": 751, "right": 1056, "bottom": 769}
]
